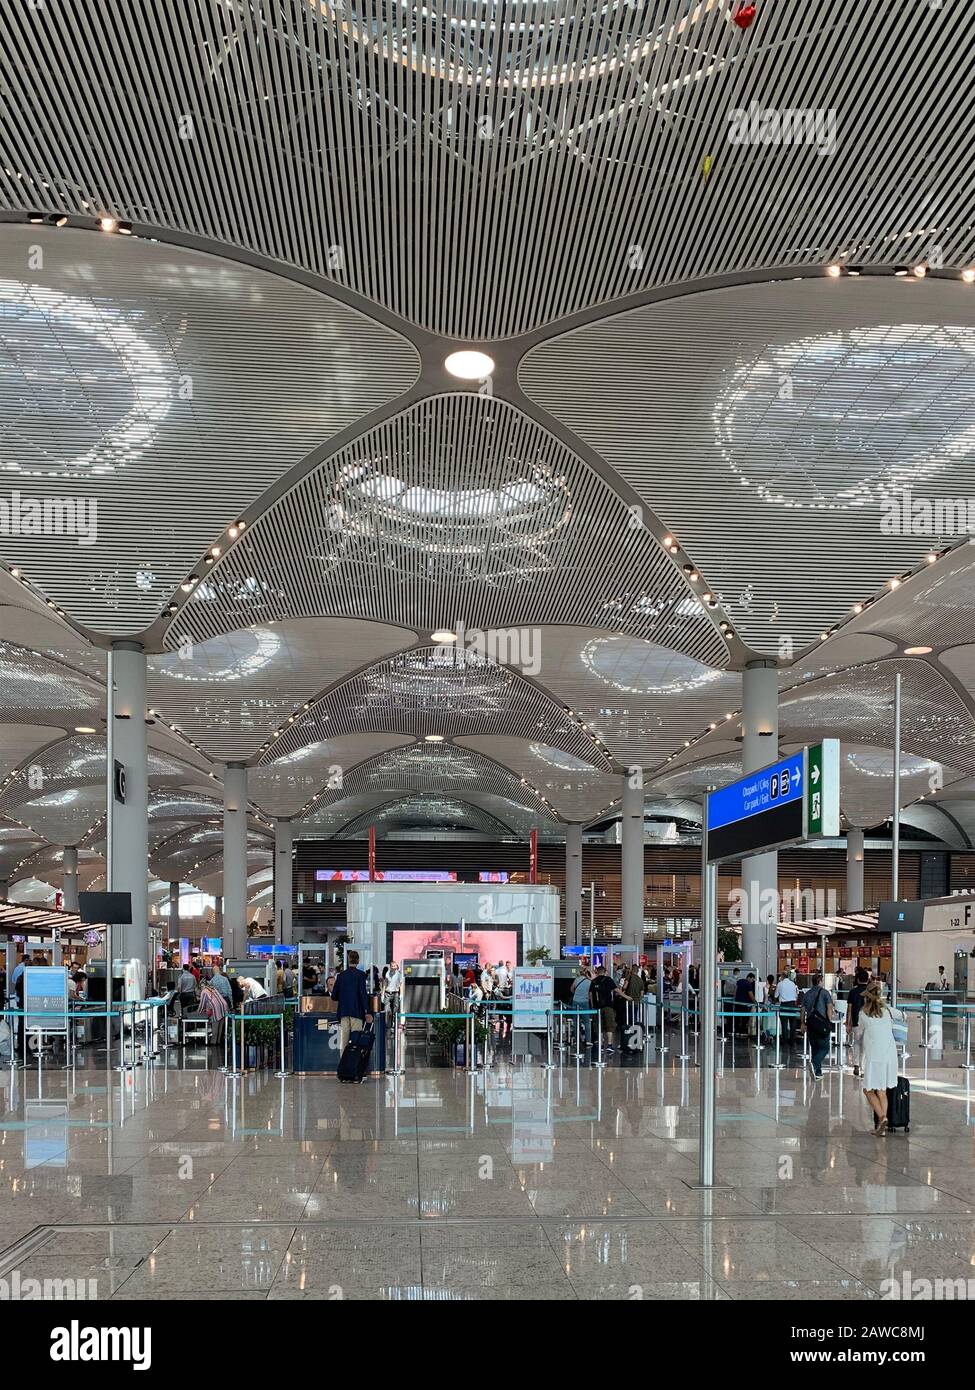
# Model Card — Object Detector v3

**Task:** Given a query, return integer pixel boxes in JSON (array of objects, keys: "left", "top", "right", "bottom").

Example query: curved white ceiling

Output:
[
  {"left": 520, "top": 279, "right": 975, "bottom": 655},
  {"left": 0, "top": 226, "right": 419, "bottom": 633}
]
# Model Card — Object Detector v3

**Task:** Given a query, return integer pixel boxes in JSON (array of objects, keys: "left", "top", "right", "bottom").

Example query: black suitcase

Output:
[
  {"left": 337, "top": 1027, "right": 374, "bottom": 1083},
  {"left": 886, "top": 1075, "right": 910, "bottom": 1132}
]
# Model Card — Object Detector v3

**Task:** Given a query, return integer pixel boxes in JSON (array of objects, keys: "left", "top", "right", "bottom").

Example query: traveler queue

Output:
[{"left": 720, "top": 964, "right": 903, "bottom": 1133}]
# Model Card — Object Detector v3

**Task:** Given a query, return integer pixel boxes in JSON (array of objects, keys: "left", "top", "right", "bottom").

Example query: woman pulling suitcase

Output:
[{"left": 858, "top": 980, "right": 901, "bottom": 1136}]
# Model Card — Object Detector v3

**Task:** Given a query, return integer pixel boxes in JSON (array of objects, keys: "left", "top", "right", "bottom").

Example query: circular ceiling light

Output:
[
  {"left": 424, "top": 734, "right": 445, "bottom": 743},
  {"left": 904, "top": 645, "right": 933, "bottom": 655},
  {"left": 444, "top": 350, "right": 495, "bottom": 381},
  {"left": 73, "top": 725, "right": 97, "bottom": 734},
  {"left": 431, "top": 629, "right": 457, "bottom": 643}
]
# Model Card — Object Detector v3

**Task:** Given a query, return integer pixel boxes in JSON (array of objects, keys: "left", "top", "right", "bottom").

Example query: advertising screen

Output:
[
  {"left": 316, "top": 869, "right": 458, "bottom": 883},
  {"left": 392, "top": 926, "right": 518, "bottom": 967}
]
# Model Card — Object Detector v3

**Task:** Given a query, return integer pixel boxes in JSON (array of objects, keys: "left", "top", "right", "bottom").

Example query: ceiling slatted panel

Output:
[
  {"left": 1, "top": 3, "right": 972, "bottom": 337},
  {"left": 168, "top": 394, "right": 727, "bottom": 665},
  {"left": 300, "top": 741, "right": 561, "bottom": 824},
  {"left": 262, "top": 643, "right": 612, "bottom": 768},
  {"left": 0, "top": 226, "right": 418, "bottom": 632},
  {"left": 148, "top": 617, "right": 414, "bottom": 761},
  {"left": 520, "top": 279, "right": 975, "bottom": 655}
]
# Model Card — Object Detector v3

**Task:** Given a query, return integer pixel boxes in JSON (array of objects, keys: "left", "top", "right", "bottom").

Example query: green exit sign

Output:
[{"left": 805, "top": 739, "right": 840, "bottom": 840}]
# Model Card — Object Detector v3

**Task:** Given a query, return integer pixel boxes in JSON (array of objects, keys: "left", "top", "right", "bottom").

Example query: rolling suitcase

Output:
[
  {"left": 337, "top": 1026, "right": 375, "bottom": 1083},
  {"left": 886, "top": 1075, "right": 910, "bottom": 1132}
]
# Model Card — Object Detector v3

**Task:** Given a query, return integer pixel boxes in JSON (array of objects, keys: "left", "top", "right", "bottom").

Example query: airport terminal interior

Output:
[{"left": 1, "top": 0, "right": 975, "bottom": 1307}]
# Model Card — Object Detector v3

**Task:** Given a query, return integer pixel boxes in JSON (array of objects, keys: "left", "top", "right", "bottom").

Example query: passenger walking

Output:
[
  {"left": 801, "top": 973, "right": 835, "bottom": 1079},
  {"left": 331, "top": 950, "right": 373, "bottom": 1055},
  {"left": 858, "top": 980, "right": 899, "bottom": 1134}
]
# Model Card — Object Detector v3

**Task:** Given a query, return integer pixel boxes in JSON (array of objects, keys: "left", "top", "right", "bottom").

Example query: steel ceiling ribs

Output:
[{"left": 1, "top": 2, "right": 972, "bottom": 339}]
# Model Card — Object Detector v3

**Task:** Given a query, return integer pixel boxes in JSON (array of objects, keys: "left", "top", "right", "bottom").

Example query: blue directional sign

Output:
[{"left": 706, "top": 751, "right": 806, "bottom": 862}]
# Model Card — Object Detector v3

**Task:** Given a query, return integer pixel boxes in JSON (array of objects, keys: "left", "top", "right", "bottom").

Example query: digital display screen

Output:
[{"left": 316, "top": 869, "right": 458, "bottom": 882}]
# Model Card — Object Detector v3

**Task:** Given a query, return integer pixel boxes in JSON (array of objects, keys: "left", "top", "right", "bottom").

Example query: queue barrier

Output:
[
  {"left": 1, "top": 997, "right": 171, "bottom": 1072},
  {"left": 223, "top": 1011, "right": 288, "bottom": 1078}
]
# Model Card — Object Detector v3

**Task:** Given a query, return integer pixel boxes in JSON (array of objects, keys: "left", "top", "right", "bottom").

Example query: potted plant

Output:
[
  {"left": 525, "top": 947, "right": 551, "bottom": 966},
  {"left": 432, "top": 1011, "right": 488, "bottom": 1067}
]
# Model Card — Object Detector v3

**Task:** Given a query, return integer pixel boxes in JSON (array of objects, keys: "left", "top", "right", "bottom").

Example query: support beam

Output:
[
  {"left": 565, "top": 823, "right": 583, "bottom": 946},
  {"left": 846, "top": 828, "right": 865, "bottom": 913},
  {"left": 741, "top": 661, "right": 779, "bottom": 978},
  {"left": 222, "top": 763, "right": 248, "bottom": 959},
  {"left": 109, "top": 642, "right": 149, "bottom": 966},
  {"left": 62, "top": 846, "right": 79, "bottom": 913},
  {"left": 274, "top": 818, "right": 294, "bottom": 945},
  {"left": 169, "top": 880, "right": 180, "bottom": 936},
  {"left": 621, "top": 774, "right": 644, "bottom": 955}
]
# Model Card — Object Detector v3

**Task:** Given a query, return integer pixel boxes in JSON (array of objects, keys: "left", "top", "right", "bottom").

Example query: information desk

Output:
[{"left": 293, "top": 1009, "right": 386, "bottom": 1074}]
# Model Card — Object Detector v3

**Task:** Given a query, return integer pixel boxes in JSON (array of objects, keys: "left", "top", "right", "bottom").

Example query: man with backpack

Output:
[
  {"left": 801, "top": 973, "right": 836, "bottom": 1079},
  {"left": 590, "top": 965, "right": 619, "bottom": 1054}
]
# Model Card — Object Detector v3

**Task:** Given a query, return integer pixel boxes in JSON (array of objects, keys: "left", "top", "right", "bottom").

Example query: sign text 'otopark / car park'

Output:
[{"left": 706, "top": 741, "right": 840, "bottom": 863}]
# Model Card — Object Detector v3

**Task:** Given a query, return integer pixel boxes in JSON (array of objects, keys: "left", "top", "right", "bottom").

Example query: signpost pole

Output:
[
  {"left": 698, "top": 801, "right": 716, "bottom": 1188},
  {"left": 892, "top": 673, "right": 901, "bottom": 1009}
]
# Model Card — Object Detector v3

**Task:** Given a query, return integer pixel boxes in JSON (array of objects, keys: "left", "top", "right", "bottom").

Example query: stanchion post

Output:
[
  {"left": 962, "top": 1010, "right": 975, "bottom": 1072},
  {"left": 275, "top": 1013, "right": 287, "bottom": 1077},
  {"left": 698, "top": 799, "right": 717, "bottom": 1190}
]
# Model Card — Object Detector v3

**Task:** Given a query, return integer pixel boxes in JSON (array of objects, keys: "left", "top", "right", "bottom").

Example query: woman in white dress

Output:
[{"left": 859, "top": 980, "right": 899, "bottom": 1135}]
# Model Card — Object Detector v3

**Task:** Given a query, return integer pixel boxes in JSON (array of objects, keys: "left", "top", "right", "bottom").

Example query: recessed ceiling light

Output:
[
  {"left": 926, "top": 552, "right": 938, "bottom": 564},
  {"left": 431, "top": 629, "right": 456, "bottom": 643},
  {"left": 963, "top": 269, "right": 975, "bottom": 284},
  {"left": 904, "top": 646, "right": 932, "bottom": 655},
  {"left": 889, "top": 577, "right": 902, "bottom": 589},
  {"left": 826, "top": 263, "right": 842, "bottom": 277},
  {"left": 99, "top": 216, "right": 117, "bottom": 232},
  {"left": 74, "top": 726, "right": 96, "bottom": 734},
  {"left": 424, "top": 734, "right": 444, "bottom": 742},
  {"left": 444, "top": 349, "right": 494, "bottom": 380},
  {"left": 912, "top": 264, "right": 927, "bottom": 278}
]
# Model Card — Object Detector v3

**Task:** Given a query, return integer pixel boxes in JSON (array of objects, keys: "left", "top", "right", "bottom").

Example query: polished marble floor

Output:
[{"left": 1, "top": 1033, "right": 973, "bottom": 1301}]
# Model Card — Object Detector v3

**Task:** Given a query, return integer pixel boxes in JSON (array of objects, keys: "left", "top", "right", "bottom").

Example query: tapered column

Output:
[
  {"left": 222, "top": 763, "right": 248, "bottom": 959},
  {"left": 62, "top": 846, "right": 79, "bottom": 912},
  {"left": 214, "top": 896, "right": 223, "bottom": 938},
  {"left": 846, "top": 828, "right": 865, "bottom": 913},
  {"left": 169, "top": 880, "right": 180, "bottom": 935},
  {"left": 110, "top": 642, "right": 149, "bottom": 965},
  {"left": 274, "top": 818, "right": 294, "bottom": 945},
  {"left": 621, "top": 774, "right": 645, "bottom": 955},
  {"left": 741, "top": 660, "right": 779, "bottom": 978},
  {"left": 565, "top": 824, "right": 583, "bottom": 946}
]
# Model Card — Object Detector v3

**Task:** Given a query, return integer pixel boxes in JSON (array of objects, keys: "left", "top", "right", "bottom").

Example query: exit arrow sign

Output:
[{"left": 805, "top": 740, "right": 840, "bottom": 839}]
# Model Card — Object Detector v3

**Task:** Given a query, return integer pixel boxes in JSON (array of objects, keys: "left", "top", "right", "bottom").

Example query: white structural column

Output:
[
  {"left": 214, "top": 896, "right": 223, "bottom": 937},
  {"left": 620, "top": 775, "right": 645, "bottom": 955},
  {"left": 222, "top": 763, "right": 248, "bottom": 959},
  {"left": 169, "top": 881, "right": 180, "bottom": 935},
  {"left": 846, "top": 827, "right": 865, "bottom": 913},
  {"left": 110, "top": 642, "right": 149, "bottom": 965},
  {"left": 564, "top": 823, "right": 583, "bottom": 946},
  {"left": 274, "top": 818, "right": 294, "bottom": 944},
  {"left": 741, "top": 660, "right": 779, "bottom": 978},
  {"left": 62, "top": 846, "right": 79, "bottom": 913}
]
